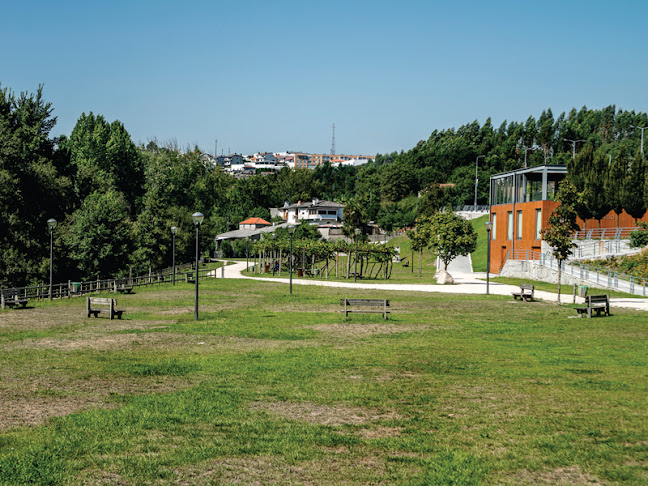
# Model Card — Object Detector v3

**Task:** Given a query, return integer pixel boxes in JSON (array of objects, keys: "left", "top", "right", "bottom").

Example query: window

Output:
[
  {"left": 535, "top": 209, "right": 542, "bottom": 240},
  {"left": 517, "top": 210, "right": 523, "bottom": 240},
  {"left": 507, "top": 211, "right": 513, "bottom": 240},
  {"left": 491, "top": 214, "right": 497, "bottom": 240}
]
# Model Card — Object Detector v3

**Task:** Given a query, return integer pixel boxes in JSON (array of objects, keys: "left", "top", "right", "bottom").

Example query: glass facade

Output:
[{"left": 490, "top": 166, "right": 566, "bottom": 206}]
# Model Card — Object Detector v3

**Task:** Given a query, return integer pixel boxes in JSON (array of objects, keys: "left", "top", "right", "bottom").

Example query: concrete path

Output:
[{"left": 211, "top": 261, "right": 648, "bottom": 313}]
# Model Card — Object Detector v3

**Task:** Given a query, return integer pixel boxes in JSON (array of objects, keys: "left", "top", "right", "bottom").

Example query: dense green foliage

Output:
[{"left": 2, "top": 82, "right": 648, "bottom": 287}]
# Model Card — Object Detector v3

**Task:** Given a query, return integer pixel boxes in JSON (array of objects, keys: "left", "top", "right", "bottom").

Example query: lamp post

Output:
[
  {"left": 630, "top": 125, "right": 647, "bottom": 155},
  {"left": 192, "top": 212, "right": 204, "bottom": 320},
  {"left": 485, "top": 221, "right": 492, "bottom": 295},
  {"left": 564, "top": 139, "right": 585, "bottom": 160},
  {"left": 246, "top": 237, "right": 249, "bottom": 272},
  {"left": 474, "top": 155, "right": 485, "bottom": 210},
  {"left": 171, "top": 226, "right": 178, "bottom": 285},
  {"left": 288, "top": 225, "right": 296, "bottom": 294},
  {"left": 354, "top": 228, "right": 361, "bottom": 282},
  {"left": 47, "top": 218, "right": 57, "bottom": 300}
]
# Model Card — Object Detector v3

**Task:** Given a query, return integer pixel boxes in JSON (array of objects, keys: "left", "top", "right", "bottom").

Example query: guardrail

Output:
[
  {"left": 506, "top": 249, "right": 647, "bottom": 297},
  {"left": 0, "top": 261, "right": 214, "bottom": 305},
  {"left": 572, "top": 227, "right": 636, "bottom": 240}
]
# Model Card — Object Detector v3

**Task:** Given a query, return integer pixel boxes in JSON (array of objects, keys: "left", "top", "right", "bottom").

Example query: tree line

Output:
[{"left": 2, "top": 82, "right": 647, "bottom": 287}]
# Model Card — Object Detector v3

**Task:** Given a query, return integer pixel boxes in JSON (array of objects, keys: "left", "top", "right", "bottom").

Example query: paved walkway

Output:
[{"left": 210, "top": 261, "right": 648, "bottom": 313}]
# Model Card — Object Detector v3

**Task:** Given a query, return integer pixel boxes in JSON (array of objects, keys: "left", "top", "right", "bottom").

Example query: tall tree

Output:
[
  {"left": 607, "top": 145, "right": 629, "bottom": 226},
  {"left": 0, "top": 84, "right": 70, "bottom": 287},
  {"left": 623, "top": 148, "right": 647, "bottom": 223},
  {"left": 583, "top": 151, "right": 612, "bottom": 228}
]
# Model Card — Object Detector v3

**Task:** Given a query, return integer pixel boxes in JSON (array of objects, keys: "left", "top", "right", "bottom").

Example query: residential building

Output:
[{"left": 279, "top": 199, "right": 345, "bottom": 224}]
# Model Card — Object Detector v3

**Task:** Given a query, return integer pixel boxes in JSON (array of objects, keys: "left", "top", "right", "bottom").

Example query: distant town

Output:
[{"left": 212, "top": 152, "right": 374, "bottom": 175}]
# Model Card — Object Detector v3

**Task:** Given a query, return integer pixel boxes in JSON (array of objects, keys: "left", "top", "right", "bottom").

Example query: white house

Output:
[{"left": 279, "top": 199, "right": 345, "bottom": 224}]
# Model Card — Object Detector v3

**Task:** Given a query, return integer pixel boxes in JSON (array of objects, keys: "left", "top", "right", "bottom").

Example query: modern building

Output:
[
  {"left": 488, "top": 165, "right": 567, "bottom": 273},
  {"left": 488, "top": 164, "right": 648, "bottom": 273}
]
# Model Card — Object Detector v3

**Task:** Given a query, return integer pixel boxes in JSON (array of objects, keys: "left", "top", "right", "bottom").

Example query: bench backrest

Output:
[
  {"left": 341, "top": 298, "right": 390, "bottom": 306},
  {"left": 587, "top": 295, "right": 608, "bottom": 305},
  {"left": 88, "top": 297, "right": 116, "bottom": 307},
  {"left": 520, "top": 284, "right": 534, "bottom": 293}
]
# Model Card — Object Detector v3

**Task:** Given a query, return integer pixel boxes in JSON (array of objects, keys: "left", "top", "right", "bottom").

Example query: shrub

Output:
[{"left": 629, "top": 222, "right": 648, "bottom": 248}]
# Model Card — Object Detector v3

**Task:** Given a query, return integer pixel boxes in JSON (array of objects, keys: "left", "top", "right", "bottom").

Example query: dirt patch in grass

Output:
[
  {"left": 0, "top": 306, "right": 80, "bottom": 331},
  {"left": 355, "top": 426, "right": 402, "bottom": 439},
  {"left": 0, "top": 374, "right": 197, "bottom": 430},
  {"left": 311, "top": 322, "right": 426, "bottom": 339},
  {"left": 169, "top": 453, "right": 396, "bottom": 485},
  {"left": 248, "top": 400, "right": 401, "bottom": 426},
  {"left": 509, "top": 466, "right": 602, "bottom": 485}
]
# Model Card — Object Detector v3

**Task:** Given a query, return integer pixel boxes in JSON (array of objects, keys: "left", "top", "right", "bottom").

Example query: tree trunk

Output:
[
  {"left": 335, "top": 251, "right": 339, "bottom": 278},
  {"left": 557, "top": 260, "right": 562, "bottom": 304},
  {"left": 418, "top": 249, "right": 422, "bottom": 278},
  {"left": 279, "top": 249, "right": 282, "bottom": 276},
  {"left": 346, "top": 251, "right": 351, "bottom": 278}
]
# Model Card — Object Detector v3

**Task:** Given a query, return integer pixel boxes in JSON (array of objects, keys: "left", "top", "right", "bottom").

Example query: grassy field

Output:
[{"left": 1, "top": 278, "right": 647, "bottom": 485}]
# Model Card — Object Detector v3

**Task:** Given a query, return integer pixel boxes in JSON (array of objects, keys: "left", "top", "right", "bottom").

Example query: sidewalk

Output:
[{"left": 212, "top": 261, "right": 648, "bottom": 313}]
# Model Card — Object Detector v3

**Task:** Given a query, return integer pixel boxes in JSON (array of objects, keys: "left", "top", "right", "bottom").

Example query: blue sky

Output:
[{"left": 3, "top": 0, "right": 647, "bottom": 156}]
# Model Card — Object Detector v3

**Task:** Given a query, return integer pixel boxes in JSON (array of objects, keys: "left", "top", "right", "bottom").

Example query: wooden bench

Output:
[
  {"left": 1, "top": 291, "right": 29, "bottom": 309},
  {"left": 512, "top": 284, "right": 535, "bottom": 302},
  {"left": 340, "top": 298, "right": 390, "bottom": 321},
  {"left": 114, "top": 280, "right": 134, "bottom": 294},
  {"left": 86, "top": 297, "right": 125, "bottom": 320},
  {"left": 575, "top": 294, "right": 610, "bottom": 318}
]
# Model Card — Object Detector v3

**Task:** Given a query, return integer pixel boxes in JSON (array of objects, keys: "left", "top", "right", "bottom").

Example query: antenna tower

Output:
[{"left": 330, "top": 123, "right": 336, "bottom": 155}]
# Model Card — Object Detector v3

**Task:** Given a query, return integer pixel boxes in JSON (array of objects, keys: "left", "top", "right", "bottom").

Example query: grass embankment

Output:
[{"left": 0, "top": 279, "right": 646, "bottom": 484}]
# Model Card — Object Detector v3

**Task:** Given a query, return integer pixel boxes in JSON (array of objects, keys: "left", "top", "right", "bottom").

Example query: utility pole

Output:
[
  {"left": 564, "top": 139, "right": 585, "bottom": 160},
  {"left": 330, "top": 123, "right": 336, "bottom": 155},
  {"left": 630, "top": 125, "right": 647, "bottom": 155}
]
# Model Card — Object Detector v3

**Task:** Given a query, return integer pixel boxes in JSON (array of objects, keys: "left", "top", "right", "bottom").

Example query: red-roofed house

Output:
[{"left": 238, "top": 218, "right": 271, "bottom": 231}]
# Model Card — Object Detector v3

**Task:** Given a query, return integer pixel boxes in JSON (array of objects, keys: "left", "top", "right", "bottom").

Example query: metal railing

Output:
[
  {"left": 1, "top": 261, "right": 214, "bottom": 307},
  {"left": 505, "top": 249, "right": 647, "bottom": 297},
  {"left": 572, "top": 227, "right": 636, "bottom": 240}
]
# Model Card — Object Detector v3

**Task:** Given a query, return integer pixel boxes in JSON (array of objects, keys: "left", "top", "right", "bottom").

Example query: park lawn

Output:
[{"left": 0, "top": 278, "right": 647, "bottom": 485}]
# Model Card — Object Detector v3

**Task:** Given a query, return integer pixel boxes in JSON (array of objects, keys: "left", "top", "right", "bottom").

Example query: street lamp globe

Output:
[
  {"left": 192, "top": 212, "right": 204, "bottom": 226},
  {"left": 47, "top": 218, "right": 57, "bottom": 231}
]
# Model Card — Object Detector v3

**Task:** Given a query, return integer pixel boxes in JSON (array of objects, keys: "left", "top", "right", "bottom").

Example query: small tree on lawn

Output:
[
  {"left": 426, "top": 211, "right": 477, "bottom": 274},
  {"left": 541, "top": 182, "right": 580, "bottom": 304}
]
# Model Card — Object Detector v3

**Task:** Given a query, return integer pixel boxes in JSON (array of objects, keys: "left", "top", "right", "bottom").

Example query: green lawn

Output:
[{"left": 1, "top": 279, "right": 646, "bottom": 484}]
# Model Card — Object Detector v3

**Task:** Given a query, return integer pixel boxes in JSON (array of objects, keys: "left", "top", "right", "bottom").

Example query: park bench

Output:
[
  {"left": 1, "top": 290, "right": 29, "bottom": 309},
  {"left": 340, "top": 298, "right": 390, "bottom": 321},
  {"left": 511, "top": 284, "right": 535, "bottom": 302},
  {"left": 114, "top": 280, "right": 134, "bottom": 294},
  {"left": 86, "top": 297, "right": 125, "bottom": 320},
  {"left": 575, "top": 294, "right": 610, "bottom": 318}
]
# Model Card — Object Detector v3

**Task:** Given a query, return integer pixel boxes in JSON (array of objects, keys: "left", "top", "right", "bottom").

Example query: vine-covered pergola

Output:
[{"left": 249, "top": 237, "right": 396, "bottom": 279}]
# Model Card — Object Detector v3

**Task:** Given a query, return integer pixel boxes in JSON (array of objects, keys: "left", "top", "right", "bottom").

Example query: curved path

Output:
[{"left": 210, "top": 261, "right": 648, "bottom": 313}]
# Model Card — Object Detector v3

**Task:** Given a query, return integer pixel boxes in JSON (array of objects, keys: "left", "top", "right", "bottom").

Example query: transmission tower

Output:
[{"left": 330, "top": 123, "right": 336, "bottom": 155}]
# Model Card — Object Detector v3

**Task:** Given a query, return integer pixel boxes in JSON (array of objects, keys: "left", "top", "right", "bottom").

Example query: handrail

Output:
[
  {"left": 505, "top": 249, "right": 648, "bottom": 297},
  {"left": 0, "top": 261, "right": 216, "bottom": 304},
  {"left": 572, "top": 227, "right": 636, "bottom": 240}
]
